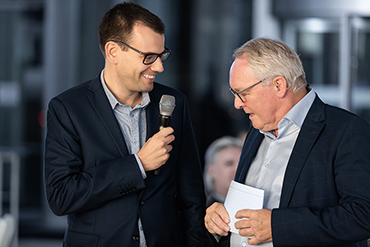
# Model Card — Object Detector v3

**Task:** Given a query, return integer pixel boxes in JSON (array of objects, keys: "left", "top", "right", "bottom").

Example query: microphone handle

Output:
[
  {"left": 155, "top": 115, "right": 172, "bottom": 175},
  {"left": 159, "top": 115, "right": 171, "bottom": 130}
]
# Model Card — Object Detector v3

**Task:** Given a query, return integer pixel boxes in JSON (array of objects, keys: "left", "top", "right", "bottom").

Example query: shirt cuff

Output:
[{"left": 134, "top": 153, "right": 147, "bottom": 179}]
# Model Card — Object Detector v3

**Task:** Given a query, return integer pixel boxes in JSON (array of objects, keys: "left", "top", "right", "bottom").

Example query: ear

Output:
[
  {"left": 208, "top": 165, "right": 216, "bottom": 180},
  {"left": 273, "top": 76, "right": 288, "bottom": 98},
  {"left": 105, "top": 41, "right": 119, "bottom": 64}
]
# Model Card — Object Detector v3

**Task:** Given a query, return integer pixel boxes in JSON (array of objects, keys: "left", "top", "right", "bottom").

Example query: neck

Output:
[
  {"left": 103, "top": 68, "right": 142, "bottom": 108},
  {"left": 272, "top": 87, "right": 308, "bottom": 137}
]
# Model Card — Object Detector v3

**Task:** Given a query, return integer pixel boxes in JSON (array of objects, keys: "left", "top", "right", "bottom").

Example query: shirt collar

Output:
[
  {"left": 100, "top": 70, "right": 150, "bottom": 109},
  {"left": 284, "top": 87, "right": 315, "bottom": 128},
  {"left": 259, "top": 88, "right": 316, "bottom": 138}
]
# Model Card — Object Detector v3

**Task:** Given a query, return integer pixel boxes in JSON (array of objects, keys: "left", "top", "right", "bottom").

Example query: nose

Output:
[
  {"left": 150, "top": 58, "right": 164, "bottom": 73},
  {"left": 234, "top": 96, "right": 244, "bottom": 109}
]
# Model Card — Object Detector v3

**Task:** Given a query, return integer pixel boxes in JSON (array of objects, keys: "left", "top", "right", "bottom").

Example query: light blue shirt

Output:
[
  {"left": 100, "top": 70, "right": 149, "bottom": 247},
  {"left": 230, "top": 89, "right": 316, "bottom": 247},
  {"left": 100, "top": 71, "right": 149, "bottom": 178}
]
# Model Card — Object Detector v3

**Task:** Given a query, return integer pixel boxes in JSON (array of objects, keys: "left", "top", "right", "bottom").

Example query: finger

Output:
[
  {"left": 164, "top": 134, "right": 175, "bottom": 144},
  {"left": 213, "top": 203, "right": 230, "bottom": 223},
  {"left": 165, "top": 144, "right": 173, "bottom": 152},
  {"left": 235, "top": 209, "right": 251, "bottom": 219},
  {"left": 238, "top": 226, "right": 254, "bottom": 237},
  {"left": 159, "top": 126, "right": 174, "bottom": 136},
  {"left": 212, "top": 214, "right": 230, "bottom": 233},
  {"left": 248, "top": 237, "right": 260, "bottom": 245},
  {"left": 234, "top": 218, "right": 250, "bottom": 230},
  {"left": 205, "top": 216, "right": 230, "bottom": 236}
]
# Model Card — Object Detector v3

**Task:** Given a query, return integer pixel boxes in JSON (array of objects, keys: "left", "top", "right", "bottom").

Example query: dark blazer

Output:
[
  {"left": 44, "top": 74, "right": 210, "bottom": 247},
  {"left": 234, "top": 95, "right": 370, "bottom": 247}
]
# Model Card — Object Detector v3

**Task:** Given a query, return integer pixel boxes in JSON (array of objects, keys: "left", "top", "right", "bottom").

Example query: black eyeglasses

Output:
[
  {"left": 109, "top": 40, "right": 171, "bottom": 65},
  {"left": 229, "top": 79, "right": 266, "bottom": 102}
]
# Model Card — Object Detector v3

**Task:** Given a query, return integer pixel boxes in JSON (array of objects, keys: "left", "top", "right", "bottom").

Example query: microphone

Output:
[
  {"left": 154, "top": 95, "right": 176, "bottom": 175},
  {"left": 158, "top": 95, "right": 176, "bottom": 130}
]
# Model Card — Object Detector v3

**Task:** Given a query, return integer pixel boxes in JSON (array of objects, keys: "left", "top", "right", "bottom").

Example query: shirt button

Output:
[
  {"left": 265, "top": 164, "right": 269, "bottom": 168},
  {"left": 242, "top": 241, "right": 247, "bottom": 246}
]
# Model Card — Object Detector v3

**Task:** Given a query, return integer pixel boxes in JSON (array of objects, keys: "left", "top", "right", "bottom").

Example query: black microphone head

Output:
[{"left": 159, "top": 95, "right": 176, "bottom": 116}]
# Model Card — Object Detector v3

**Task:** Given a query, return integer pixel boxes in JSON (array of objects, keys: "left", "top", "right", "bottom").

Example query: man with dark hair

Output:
[{"left": 44, "top": 2, "right": 210, "bottom": 246}]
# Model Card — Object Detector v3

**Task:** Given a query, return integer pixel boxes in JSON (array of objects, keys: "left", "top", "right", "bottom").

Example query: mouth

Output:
[
  {"left": 244, "top": 110, "right": 251, "bottom": 115},
  {"left": 143, "top": 74, "right": 156, "bottom": 81}
]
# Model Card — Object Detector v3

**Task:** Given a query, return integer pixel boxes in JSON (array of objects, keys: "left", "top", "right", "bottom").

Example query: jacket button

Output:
[
  {"left": 140, "top": 200, "right": 145, "bottom": 206},
  {"left": 132, "top": 235, "right": 139, "bottom": 241}
]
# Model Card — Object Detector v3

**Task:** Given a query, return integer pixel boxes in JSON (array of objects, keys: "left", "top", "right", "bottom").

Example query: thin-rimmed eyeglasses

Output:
[{"left": 229, "top": 79, "right": 266, "bottom": 102}]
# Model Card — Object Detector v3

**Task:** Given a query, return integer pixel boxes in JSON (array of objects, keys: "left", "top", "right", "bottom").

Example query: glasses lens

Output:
[
  {"left": 229, "top": 88, "right": 244, "bottom": 102},
  {"left": 143, "top": 49, "right": 171, "bottom": 65},
  {"left": 143, "top": 54, "right": 157, "bottom": 65},
  {"left": 160, "top": 50, "right": 171, "bottom": 62}
]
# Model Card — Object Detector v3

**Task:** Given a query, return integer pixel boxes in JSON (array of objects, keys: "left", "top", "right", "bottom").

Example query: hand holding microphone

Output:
[{"left": 137, "top": 95, "right": 175, "bottom": 175}]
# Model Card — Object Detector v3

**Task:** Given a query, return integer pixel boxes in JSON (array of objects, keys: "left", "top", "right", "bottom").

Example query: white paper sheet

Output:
[{"left": 224, "top": 180, "right": 264, "bottom": 234}]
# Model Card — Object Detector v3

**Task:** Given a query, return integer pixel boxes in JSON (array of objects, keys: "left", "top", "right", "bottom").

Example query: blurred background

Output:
[{"left": 1, "top": 0, "right": 370, "bottom": 246}]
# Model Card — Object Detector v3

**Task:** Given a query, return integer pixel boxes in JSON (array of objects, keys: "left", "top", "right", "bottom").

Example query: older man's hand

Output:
[
  {"left": 234, "top": 209, "right": 272, "bottom": 245},
  {"left": 204, "top": 202, "right": 230, "bottom": 236}
]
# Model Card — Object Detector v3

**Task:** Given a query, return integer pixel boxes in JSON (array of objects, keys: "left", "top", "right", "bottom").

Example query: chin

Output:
[
  {"left": 251, "top": 122, "right": 263, "bottom": 131},
  {"left": 147, "top": 84, "right": 154, "bottom": 92},
  {"left": 141, "top": 83, "right": 154, "bottom": 93}
]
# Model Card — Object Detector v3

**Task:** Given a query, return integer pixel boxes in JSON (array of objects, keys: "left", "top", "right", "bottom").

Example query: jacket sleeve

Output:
[{"left": 44, "top": 97, "right": 146, "bottom": 216}]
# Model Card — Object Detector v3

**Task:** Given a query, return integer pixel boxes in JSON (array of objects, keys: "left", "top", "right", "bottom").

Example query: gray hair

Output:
[
  {"left": 233, "top": 38, "right": 307, "bottom": 93},
  {"left": 203, "top": 136, "right": 243, "bottom": 193}
]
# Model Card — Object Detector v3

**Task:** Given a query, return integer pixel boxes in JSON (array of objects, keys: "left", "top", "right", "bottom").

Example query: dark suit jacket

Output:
[
  {"left": 233, "top": 95, "right": 370, "bottom": 247},
  {"left": 44, "top": 74, "right": 210, "bottom": 247}
]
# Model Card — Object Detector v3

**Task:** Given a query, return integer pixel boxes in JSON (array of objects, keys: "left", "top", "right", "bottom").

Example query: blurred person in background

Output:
[
  {"left": 205, "top": 37, "right": 370, "bottom": 247},
  {"left": 44, "top": 2, "right": 210, "bottom": 247},
  {"left": 203, "top": 136, "right": 243, "bottom": 207}
]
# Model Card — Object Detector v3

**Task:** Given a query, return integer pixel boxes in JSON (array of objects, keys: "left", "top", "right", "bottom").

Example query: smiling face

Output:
[
  {"left": 229, "top": 57, "right": 280, "bottom": 132},
  {"left": 104, "top": 23, "right": 166, "bottom": 105},
  {"left": 117, "top": 23, "right": 165, "bottom": 93}
]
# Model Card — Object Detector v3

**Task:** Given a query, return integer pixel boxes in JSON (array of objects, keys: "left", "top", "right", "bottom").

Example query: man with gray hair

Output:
[
  {"left": 205, "top": 38, "right": 370, "bottom": 247},
  {"left": 203, "top": 136, "right": 243, "bottom": 207}
]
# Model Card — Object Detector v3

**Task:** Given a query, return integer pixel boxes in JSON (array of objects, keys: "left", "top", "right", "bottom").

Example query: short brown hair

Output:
[{"left": 98, "top": 2, "right": 165, "bottom": 54}]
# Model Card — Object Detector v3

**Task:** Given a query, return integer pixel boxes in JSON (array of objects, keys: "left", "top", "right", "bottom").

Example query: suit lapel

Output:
[
  {"left": 279, "top": 95, "right": 326, "bottom": 208},
  {"left": 87, "top": 75, "right": 129, "bottom": 157},
  {"left": 146, "top": 90, "right": 160, "bottom": 140},
  {"left": 235, "top": 128, "right": 264, "bottom": 183}
]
